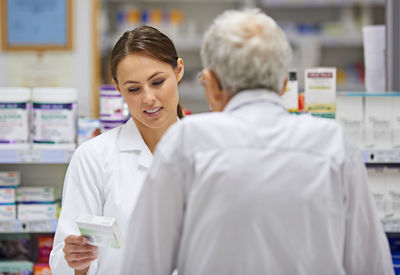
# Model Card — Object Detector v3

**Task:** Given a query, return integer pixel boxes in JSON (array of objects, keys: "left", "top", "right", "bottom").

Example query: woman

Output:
[{"left": 49, "top": 25, "right": 185, "bottom": 274}]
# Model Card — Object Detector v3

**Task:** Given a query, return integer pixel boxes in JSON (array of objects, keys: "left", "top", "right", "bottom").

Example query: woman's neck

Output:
[{"left": 135, "top": 116, "right": 178, "bottom": 154}]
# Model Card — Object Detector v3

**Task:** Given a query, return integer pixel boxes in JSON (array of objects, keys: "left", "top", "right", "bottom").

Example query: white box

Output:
[
  {"left": 0, "top": 171, "right": 20, "bottom": 186},
  {"left": 77, "top": 215, "right": 123, "bottom": 249},
  {"left": 365, "top": 97, "right": 393, "bottom": 149},
  {"left": 367, "top": 168, "right": 387, "bottom": 219},
  {"left": 393, "top": 97, "right": 400, "bottom": 148},
  {"left": 17, "top": 203, "right": 58, "bottom": 220},
  {"left": 281, "top": 70, "right": 299, "bottom": 111},
  {"left": 0, "top": 188, "right": 15, "bottom": 204},
  {"left": 335, "top": 96, "right": 364, "bottom": 148},
  {"left": 16, "top": 186, "right": 61, "bottom": 203},
  {"left": 386, "top": 168, "right": 400, "bottom": 218},
  {"left": 0, "top": 204, "right": 16, "bottom": 220},
  {"left": 305, "top": 67, "right": 336, "bottom": 113}
]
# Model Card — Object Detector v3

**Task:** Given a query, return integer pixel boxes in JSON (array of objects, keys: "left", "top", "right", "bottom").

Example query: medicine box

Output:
[
  {"left": 0, "top": 204, "right": 16, "bottom": 220},
  {"left": 0, "top": 188, "right": 15, "bottom": 204},
  {"left": 393, "top": 97, "right": 400, "bottom": 148},
  {"left": 0, "top": 171, "right": 20, "bottom": 186},
  {"left": 304, "top": 67, "right": 336, "bottom": 113},
  {"left": 77, "top": 215, "right": 123, "bottom": 249},
  {"left": 335, "top": 96, "right": 364, "bottom": 148},
  {"left": 17, "top": 203, "right": 58, "bottom": 220},
  {"left": 365, "top": 97, "right": 393, "bottom": 149},
  {"left": 0, "top": 261, "right": 33, "bottom": 273},
  {"left": 16, "top": 186, "right": 61, "bottom": 203}
]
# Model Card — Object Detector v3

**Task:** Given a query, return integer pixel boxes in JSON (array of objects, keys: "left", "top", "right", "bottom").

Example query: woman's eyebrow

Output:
[{"left": 123, "top": 72, "right": 164, "bottom": 86}]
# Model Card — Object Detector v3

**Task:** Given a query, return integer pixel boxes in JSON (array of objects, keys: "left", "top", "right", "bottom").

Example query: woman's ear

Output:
[
  {"left": 176, "top": 58, "right": 184, "bottom": 82},
  {"left": 112, "top": 79, "right": 122, "bottom": 95}
]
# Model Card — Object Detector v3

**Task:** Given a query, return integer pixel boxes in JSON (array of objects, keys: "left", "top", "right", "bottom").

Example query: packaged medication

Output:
[
  {"left": 100, "top": 85, "right": 129, "bottom": 133},
  {"left": 31, "top": 87, "right": 78, "bottom": 148},
  {"left": 16, "top": 186, "right": 61, "bottom": 203},
  {"left": 367, "top": 168, "right": 386, "bottom": 219},
  {"left": 100, "top": 85, "right": 129, "bottom": 121},
  {"left": 0, "top": 87, "right": 30, "bottom": 146},
  {"left": 0, "top": 188, "right": 15, "bottom": 204},
  {"left": 281, "top": 70, "right": 299, "bottom": 112},
  {"left": 0, "top": 171, "right": 20, "bottom": 186},
  {"left": 386, "top": 168, "right": 400, "bottom": 218},
  {"left": 364, "top": 97, "right": 393, "bottom": 149},
  {"left": 304, "top": 67, "right": 337, "bottom": 113},
  {"left": 393, "top": 97, "right": 400, "bottom": 148},
  {"left": 335, "top": 95, "right": 364, "bottom": 148},
  {"left": 0, "top": 204, "right": 16, "bottom": 220},
  {"left": 77, "top": 215, "right": 123, "bottom": 248},
  {"left": 17, "top": 203, "right": 58, "bottom": 220}
]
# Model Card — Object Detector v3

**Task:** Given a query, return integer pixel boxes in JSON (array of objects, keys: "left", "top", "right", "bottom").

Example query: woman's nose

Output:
[{"left": 142, "top": 88, "right": 156, "bottom": 105}]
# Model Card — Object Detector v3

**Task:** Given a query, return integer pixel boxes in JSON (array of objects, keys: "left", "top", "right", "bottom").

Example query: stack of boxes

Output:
[
  {"left": 336, "top": 93, "right": 400, "bottom": 150},
  {"left": 16, "top": 186, "right": 61, "bottom": 221},
  {"left": 0, "top": 171, "right": 20, "bottom": 222}
]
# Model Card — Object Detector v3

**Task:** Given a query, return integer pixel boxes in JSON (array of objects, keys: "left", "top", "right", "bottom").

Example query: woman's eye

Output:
[
  {"left": 153, "top": 79, "right": 165, "bottom": 86},
  {"left": 128, "top": 87, "right": 140, "bottom": 93}
]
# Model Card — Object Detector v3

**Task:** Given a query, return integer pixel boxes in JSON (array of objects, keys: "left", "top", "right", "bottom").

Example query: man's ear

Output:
[
  {"left": 280, "top": 77, "right": 288, "bottom": 96},
  {"left": 202, "top": 69, "right": 230, "bottom": 112},
  {"left": 176, "top": 58, "right": 184, "bottom": 82}
]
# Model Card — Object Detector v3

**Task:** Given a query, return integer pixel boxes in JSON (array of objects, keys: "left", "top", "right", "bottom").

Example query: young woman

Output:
[{"left": 49, "top": 25, "right": 185, "bottom": 274}]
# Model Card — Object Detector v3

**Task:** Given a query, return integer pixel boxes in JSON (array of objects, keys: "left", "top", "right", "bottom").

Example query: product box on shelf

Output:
[
  {"left": 34, "top": 263, "right": 52, "bottom": 275},
  {"left": 0, "top": 187, "right": 16, "bottom": 204},
  {"left": 38, "top": 235, "right": 54, "bottom": 262},
  {"left": 393, "top": 97, "right": 400, "bottom": 148},
  {"left": 16, "top": 186, "right": 61, "bottom": 203},
  {"left": 17, "top": 203, "right": 58, "bottom": 220},
  {"left": 281, "top": 70, "right": 299, "bottom": 112},
  {"left": 0, "top": 261, "right": 33, "bottom": 274},
  {"left": 0, "top": 204, "right": 16, "bottom": 220},
  {"left": 0, "top": 171, "right": 20, "bottom": 186},
  {"left": 304, "top": 67, "right": 337, "bottom": 114},
  {"left": 335, "top": 95, "right": 364, "bottom": 148},
  {"left": 364, "top": 97, "right": 393, "bottom": 149}
]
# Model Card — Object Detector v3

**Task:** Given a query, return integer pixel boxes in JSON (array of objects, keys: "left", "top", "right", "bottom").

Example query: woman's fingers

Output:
[{"left": 63, "top": 235, "right": 98, "bottom": 271}]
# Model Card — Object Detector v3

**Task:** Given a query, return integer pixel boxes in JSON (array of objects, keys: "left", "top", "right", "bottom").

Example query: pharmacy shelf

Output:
[
  {"left": 362, "top": 149, "right": 400, "bottom": 164},
  {"left": 288, "top": 34, "right": 363, "bottom": 48},
  {"left": 261, "top": 0, "right": 384, "bottom": 8},
  {"left": 0, "top": 149, "right": 74, "bottom": 164},
  {"left": 0, "top": 219, "right": 57, "bottom": 233}
]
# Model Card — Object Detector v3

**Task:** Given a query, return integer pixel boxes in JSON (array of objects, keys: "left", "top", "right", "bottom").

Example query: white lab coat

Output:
[
  {"left": 128, "top": 90, "right": 394, "bottom": 275},
  {"left": 50, "top": 118, "right": 153, "bottom": 274}
]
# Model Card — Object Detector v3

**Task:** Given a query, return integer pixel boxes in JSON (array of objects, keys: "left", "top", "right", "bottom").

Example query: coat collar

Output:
[
  {"left": 224, "top": 89, "right": 286, "bottom": 113},
  {"left": 118, "top": 118, "right": 153, "bottom": 168}
]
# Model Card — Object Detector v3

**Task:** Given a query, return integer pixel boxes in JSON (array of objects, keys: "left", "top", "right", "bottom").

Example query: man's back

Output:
[{"left": 129, "top": 91, "right": 393, "bottom": 275}]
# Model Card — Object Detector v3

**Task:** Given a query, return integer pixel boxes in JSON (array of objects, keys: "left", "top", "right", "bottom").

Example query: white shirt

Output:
[
  {"left": 50, "top": 118, "right": 153, "bottom": 274},
  {"left": 128, "top": 90, "right": 394, "bottom": 275}
]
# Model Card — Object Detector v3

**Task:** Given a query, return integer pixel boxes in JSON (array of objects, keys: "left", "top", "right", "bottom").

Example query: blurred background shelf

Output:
[
  {"left": 0, "top": 149, "right": 74, "bottom": 164},
  {"left": 261, "top": 0, "right": 384, "bottom": 8},
  {"left": 0, "top": 219, "right": 57, "bottom": 233}
]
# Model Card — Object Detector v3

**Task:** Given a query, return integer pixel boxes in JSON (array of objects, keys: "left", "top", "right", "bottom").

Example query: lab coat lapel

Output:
[{"left": 118, "top": 118, "right": 153, "bottom": 169}]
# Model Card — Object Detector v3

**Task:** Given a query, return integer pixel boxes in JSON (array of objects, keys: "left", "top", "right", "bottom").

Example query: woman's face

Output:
[{"left": 114, "top": 52, "right": 183, "bottom": 133}]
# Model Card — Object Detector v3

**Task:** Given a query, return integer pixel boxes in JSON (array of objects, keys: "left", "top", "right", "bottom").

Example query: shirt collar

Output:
[
  {"left": 118, "top": 117, "right": 181, "bottom": 168},
  {"left": 118, "top": 118, "right": 153, "bottom": 168},
  {"left": 224, "top": 89, "right": 286, "bottom": 113}
]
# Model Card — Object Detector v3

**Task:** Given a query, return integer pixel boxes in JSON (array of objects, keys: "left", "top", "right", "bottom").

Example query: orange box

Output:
[{"left": 34, "top": 263, "right": 52, "bottom": 275}]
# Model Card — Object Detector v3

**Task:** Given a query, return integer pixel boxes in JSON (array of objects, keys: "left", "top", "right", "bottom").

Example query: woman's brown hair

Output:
[{"left": 111, "top": 25, "right": 185, "bottom": 118}]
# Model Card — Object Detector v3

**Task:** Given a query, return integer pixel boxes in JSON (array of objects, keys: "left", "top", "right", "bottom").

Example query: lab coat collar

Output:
[
  {"left": 119, "top": 118, "right": 153, "bottom": 168},
  {"left": 224, "top": 89, "right": 286, "bottom": 113}
]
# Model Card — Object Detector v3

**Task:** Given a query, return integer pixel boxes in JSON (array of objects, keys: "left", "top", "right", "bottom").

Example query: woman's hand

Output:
[{"left": 63, "top": 235, "right": 98, "bottom": 272}]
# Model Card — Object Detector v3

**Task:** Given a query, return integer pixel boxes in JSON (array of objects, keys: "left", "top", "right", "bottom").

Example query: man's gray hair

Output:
[{"left": 201, "top": 9, "right": 293, "bottom": 95}]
